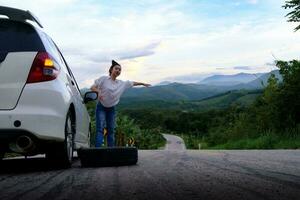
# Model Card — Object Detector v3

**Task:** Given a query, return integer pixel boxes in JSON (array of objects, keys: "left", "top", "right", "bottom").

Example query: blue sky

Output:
[{"left": 1, "top": 0, "right": 299, "bottom": 87}]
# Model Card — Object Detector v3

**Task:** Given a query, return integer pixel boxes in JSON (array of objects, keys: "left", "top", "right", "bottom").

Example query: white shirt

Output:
[{"left": 92, "top": 76, "right": 134, "bottom": 107}]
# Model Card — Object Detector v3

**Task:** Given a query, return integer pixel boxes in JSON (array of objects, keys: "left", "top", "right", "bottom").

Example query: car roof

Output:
[{"left": 0, "top": 6, "right": 43, "bottom": 28}]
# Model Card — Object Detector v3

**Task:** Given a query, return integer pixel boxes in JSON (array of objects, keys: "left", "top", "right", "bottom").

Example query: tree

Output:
[
  {"left": 255, "top": 74, "right": 280, "bottom": 131},
  {"left": 283, "top": 0, "right": 300, "bottom": 31},
  {"left": 275, "top": 60, "right": 300, "bottom": 128}
]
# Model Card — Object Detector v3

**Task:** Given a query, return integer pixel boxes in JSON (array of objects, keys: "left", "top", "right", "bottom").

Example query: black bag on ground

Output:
[{"left": 77, "top": 147, "right": 138, "bottom": 167}]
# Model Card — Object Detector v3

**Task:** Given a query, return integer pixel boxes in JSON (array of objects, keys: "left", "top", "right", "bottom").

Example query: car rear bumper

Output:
[
  {"left": 0, "top": 80, "right": 71, "bottom": 142},
  {"left": 0, "top": 129, "right": 64, "bottom": 154},
  {"left": 0, "top": 110, "right": 65, "bottom": 141}
]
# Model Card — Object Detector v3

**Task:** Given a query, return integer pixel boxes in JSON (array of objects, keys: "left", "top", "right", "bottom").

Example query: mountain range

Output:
[
  {"left": 118, "top": 89, "right": 262, "bottom": 111},
  {"left": 198, "top": 72, "right": 264, "bottom": 86},
  {"left": 121, "top": 70, "right": 281, "bottom": 101},
  {"left": 81, "top": 70, "right": 282, "bottom": 103}
]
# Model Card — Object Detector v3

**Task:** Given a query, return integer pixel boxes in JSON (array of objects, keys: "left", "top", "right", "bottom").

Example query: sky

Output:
[{"left": 1, "top": 0, "right": 299, "bottom": 88}]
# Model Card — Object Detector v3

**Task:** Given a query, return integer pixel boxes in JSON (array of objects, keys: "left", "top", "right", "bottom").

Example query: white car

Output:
[{"left": 0, "top": 6, "right": 97, "bottom": 167}]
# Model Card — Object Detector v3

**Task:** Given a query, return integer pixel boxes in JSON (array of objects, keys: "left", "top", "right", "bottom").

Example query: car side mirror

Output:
[{"left": 84, "top": 91, "right": 98, "bottom": 104}]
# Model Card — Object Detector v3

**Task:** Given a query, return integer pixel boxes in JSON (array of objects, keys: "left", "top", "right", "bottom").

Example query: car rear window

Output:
[{"left": 0, "top": 19, "right": 45, "bottom": 52}]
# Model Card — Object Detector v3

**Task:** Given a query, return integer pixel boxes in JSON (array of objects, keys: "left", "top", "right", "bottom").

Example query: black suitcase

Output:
[{"left": 77, "top": 147, "right": 138, "bottom": 167}]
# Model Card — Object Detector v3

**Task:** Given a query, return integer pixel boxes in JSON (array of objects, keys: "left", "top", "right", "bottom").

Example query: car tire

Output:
[
  {"left": 77, "top": 147, "right": 138, "bottom": 167},
  {"left": 46, "top": 110, "right": 75, "bottom": 168}
]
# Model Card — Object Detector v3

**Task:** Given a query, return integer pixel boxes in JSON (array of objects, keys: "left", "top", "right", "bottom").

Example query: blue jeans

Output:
[{"left": 95, "top": 102, "right": 116, "bottom": 147}]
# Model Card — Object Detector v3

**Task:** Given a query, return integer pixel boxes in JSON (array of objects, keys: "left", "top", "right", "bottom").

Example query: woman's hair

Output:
[{"left": 109, "top": 60, "right": 121, "bottom": 75}]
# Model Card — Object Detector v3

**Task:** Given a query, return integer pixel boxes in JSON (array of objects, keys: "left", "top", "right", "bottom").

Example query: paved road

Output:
[
  {"left": 0, "top": 150, "right": 300, "bottom": 200},
  {"left": 162, "top": 134, "right": 186, "bottom": 150}
]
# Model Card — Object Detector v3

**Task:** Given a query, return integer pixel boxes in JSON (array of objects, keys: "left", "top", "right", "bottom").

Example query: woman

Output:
[{"left": 90, "top": 60, "right": 151, "bottom": 147}]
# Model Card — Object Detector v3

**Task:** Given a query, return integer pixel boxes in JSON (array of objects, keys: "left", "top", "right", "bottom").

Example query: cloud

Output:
[
  {"left": 233, "top": 66, "right": 252, "bottom": 70},
  {"left": 265, "top": 62, "right": 276, "bottom": 66},
  {"left": 117, "top": 41, "right": 161, "bottom": 60},
  {"left": 61, "top": 41, "right": 161, "bottom": 63},
  {"left": 216, "top": 67, "right": 226, "bottom": 70}
]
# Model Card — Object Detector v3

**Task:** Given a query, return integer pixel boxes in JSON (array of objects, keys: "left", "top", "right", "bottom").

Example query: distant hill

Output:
[
  {"left": 230, "top": 70, "right": 282, "bottom": 90},
  {"left": 118, "top": 89, "right": 262, "bottom": 111},
  {"left": 121, "top": 70, "right": 281, "bottom": 102},
  {"left": 198, "top": 72, "right": 264, "bottom": 86},
  {"left": 190, "top": 89, "right": 262, "bottom": 111},
  {"left": 155, "top": 81, "right": 173, "bottom": 86},
  {"left": 122, "top": 82, "right": 229, "bottom": 101},
  {"left": 81, "top": 70, "right": 281, "bottom": 105},
  {"left": 244, "top": 70, "right": 282, "bottom": 88}
]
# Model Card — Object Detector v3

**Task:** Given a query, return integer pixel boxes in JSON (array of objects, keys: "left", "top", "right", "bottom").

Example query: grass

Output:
[
  {"left": 209, "top": 134, "right": 300, "bottom": 149},
  {"left": 178, "top": 131, "right": 300, "bottom": 150},
  {"left": 177, "top": 134, "right": 208, "bottom": 149}
]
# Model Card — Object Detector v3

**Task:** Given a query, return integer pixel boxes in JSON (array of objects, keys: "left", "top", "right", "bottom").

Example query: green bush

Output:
[{"left": 86, "top": 101, "right": 166, "bottom": 149}]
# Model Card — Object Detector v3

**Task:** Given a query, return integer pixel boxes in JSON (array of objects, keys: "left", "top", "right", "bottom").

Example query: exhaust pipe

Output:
[{"left": 9, "top": 135, "right": 36, "bottom": 153}]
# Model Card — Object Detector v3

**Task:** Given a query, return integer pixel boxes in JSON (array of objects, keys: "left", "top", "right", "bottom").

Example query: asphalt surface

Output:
[
  {"left": 0, "top": 149, "right": 299, "bottom": 200},
  {"left": 162, "top": 133, "right": 186, "bottom": 150}
]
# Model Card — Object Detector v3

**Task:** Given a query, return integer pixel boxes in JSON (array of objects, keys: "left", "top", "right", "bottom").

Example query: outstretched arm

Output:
[{"left": 133, "top": 81, "right": 151, "bottom": 87}]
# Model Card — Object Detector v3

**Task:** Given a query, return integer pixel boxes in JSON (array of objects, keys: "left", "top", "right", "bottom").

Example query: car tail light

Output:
[{"left": 26, "top": 52, "right": 60, "bottom": 83}]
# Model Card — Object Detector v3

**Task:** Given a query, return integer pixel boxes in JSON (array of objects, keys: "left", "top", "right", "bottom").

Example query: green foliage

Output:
[
  {"left": 115, "top": 115, "right": 166, "bottom": 149},
  {"left": 252, "top": 73, "right": 280, "bottom": 131},
  {"left": 134, "top": 129, "right": 166, "bottom": 149},
  {"left": 86, "top": 101, "right": 97, "bottom": 146},
  {"left": 211, "top": 132, "right": 278, "bottom": 149},
  {"left": 122, "top": 83, "right": 225, "bottom": 102},
  {"left": 283, "top": 0, "right": 300, "bottom": 31},
  {"left": 115, "top": 115, "right": 140, "bottom": 146},
  {"left": 176, "top": 126, "right": 299, "bottom": 150},
  {"left": 192, "top": 90, "right": 262, "bottom": 110},
  {"left": 179, "top": 133, "right": 207, "bottom": 149},
  {"left": 211, "top": 131, "right": 300, "bottom": 150},
  {"left": 275, "top": 60, "right": 300, "bottom": 128},
  {"left": 119, "top": 109, "right": 167, "bottom": 129},
  {"left": 119, "top": 89, "right": 262, "bottom": 111},
  {"left": 86, "top": 100, "right": 166, "bottom": 149}
]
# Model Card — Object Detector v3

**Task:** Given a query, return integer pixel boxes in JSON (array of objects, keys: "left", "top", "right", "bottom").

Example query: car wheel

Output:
[
  {"left": 46, "top": 110, "right": 75, "bottom": 168},
  {"left": 65, "top": 111, "right": 74, "bottom": 164}
]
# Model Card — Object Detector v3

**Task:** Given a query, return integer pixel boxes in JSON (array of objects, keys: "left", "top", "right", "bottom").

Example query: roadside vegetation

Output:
[{"left": 86, "top": 101, "right": 166, "bottom": 149}]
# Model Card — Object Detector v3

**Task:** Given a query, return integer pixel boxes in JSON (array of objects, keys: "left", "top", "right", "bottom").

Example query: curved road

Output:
[
  {"left": 0, "top": 149, "right": 300, "bottom": 200},
  {"left": 162, "top": 134, "right": 186, "bottom": 150}
]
